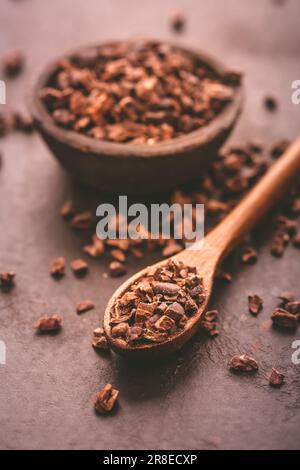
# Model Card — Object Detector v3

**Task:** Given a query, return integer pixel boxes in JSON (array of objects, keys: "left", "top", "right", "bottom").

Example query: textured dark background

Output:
[{"left": 0, "top": 0, "right": 300, "bottom": 450}]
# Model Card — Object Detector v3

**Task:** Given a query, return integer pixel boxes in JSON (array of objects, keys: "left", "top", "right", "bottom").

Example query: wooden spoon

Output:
[{"left": 104, "top": 138, "right": 300, "bottom": 358}]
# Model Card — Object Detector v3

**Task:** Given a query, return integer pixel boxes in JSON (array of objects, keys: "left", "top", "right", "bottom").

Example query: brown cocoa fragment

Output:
[
  {"left": 292, "top": 234, "right": 300, "bottom": 248},
  {"left": 83, "top": 235, "right": 105, "bottom": 258},
  {"left": 71, "top": 258, "right": 88, "bottom": 276},
  {"left": 49, "top": 257, "right": 65, "bottom": 278},
  {"left": 92, "top": 328, "right": 109, "bottom": 350},
  {"left": 76, "top": 299, "right": 95, "bottom": 314},
  {"left": 170, "top": 11, "right": 186, "bottom": 33},
  {"left": 264, "top": 95, "right": 278, "bottom": 112},
  {"left": 269, "top": 368, "right": 285, "bottom": 387},
  {"left": 229, "top": 354, "right": 258, "bottom": 373},
  {"left": 216, "top": 270, "right": 232, "bottom": 283},
  {"left": 241, "top": 247, "right": 258, "bottom": 264},
  {"left": 248, "top": 294, "right": 263, "bottom": 316},
  {"left": 70, "top": 211, "right": 94, "bottom": 230},
  {"left": 110, "top": 249, "right": 126, "bottom": 263},
  {"left": 3, "top": 49, "right": 24, "bottom": 77},
  {"left": 0, "top": 271, "right": 16, "bottom": 290},
  {"left": 94, "top": 384, "right": 119, "bottom": 414},
  {"left": 109, "top": 261, "right": 127, "bottom": 277},
  {"left": 270, "top": 140, "right": 290, "bottom": 159},
  {"left": 35, "top": 314, "right": 62, "bottom": 333},
  {"left": 271, "top": 308, "right": 298, "bottom": 329},
  {"left": 60, "top": 200, "right": 76, "bottom": 219}
]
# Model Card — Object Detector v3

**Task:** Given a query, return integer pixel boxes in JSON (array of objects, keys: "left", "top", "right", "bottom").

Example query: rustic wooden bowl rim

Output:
[{"left": 29, "top": 39, "right": 244, "bottom": 161}]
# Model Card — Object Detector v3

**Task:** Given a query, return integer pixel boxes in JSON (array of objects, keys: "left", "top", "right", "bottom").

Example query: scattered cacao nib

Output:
[
  {"left": 110, "top": 248, "right": 126, "bottom": 263},
  {"left": 241, "top": 247, "right": 258, "bottom": 264},
  {"left": 92, "top": 327, "right": 109, "bottom": 350},
  {"left": 248, "top": 294, "right": 263, "bottom": 316},
  {"left": 35, "top": 314, "right": 62, "bottom": 333},
  {"left": 170, "top": 11, "right": 186, "bottom": 33},
  {"left": 70, "top": 258, "right": 88, "bottom": 277},
  {"left": 94, "top": 384, "right": 119, "bottom": 414},
  {"left": 49, "top": 257, "right": 65, "bottom": 278},
  {"left": 271, "top": 308, "right": 298, "bottom": 329},
  {"left": 290, "top": 198, "right": 300, "bottom": 216},
  {"left": 83, "top": 235, "right": 105, "bottom": 258},
  {"left": 270, "top": 140, "right": 290, "bottom": 159},
  {"left": 269, "top": 368, "right": 285, "bottom": 387},
  {"left": 109, "top": 259, "right": 205, "bottom": 347},
  {"left": 276, "top": 215, "right": 297, "bottom": 235},
  {"left": 229, "top": 354, "right": 258, "bottom": 373},
  {"left": 40, "top": 40, "right": 237, "bottom": 144},
  {"left": 216, "top": 270, "right": 232, "bottom": 283},
  {"left": 109, "top": 261, "right": 127, "bottom": 277},
  {"left": 60, "top": 200, "right": 76, "bottom": 219},
  {"left": 271, "top": 234, "right": 286, "bottom": 258},
  {"left": 76, "top": 299, "right": 95, "bottom": 314},
  {"left": 292, "top": 234, "right": 300, "bottom": 248},
  {"left": 70, "top": 211, "right": 94, "bottom": 230},
  {"left": 0, "top": 271, "right": 16, "bottom": 290},
  {"left": 202, "top": 310, "right": 220, "bottom": 337},
  {"left": 264, "top": 95, "right": 278, "bottom": 112},
  {"left": 2, "top": 49, "right": 24, "bottom": 77}
]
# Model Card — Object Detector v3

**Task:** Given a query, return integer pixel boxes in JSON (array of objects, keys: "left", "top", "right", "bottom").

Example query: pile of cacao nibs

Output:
[
  {"left": 109, "top": 259, "right": 206, "bottom": 346},
  {"left": 39, "top": 39, "right": 240, "bottom": 144}
]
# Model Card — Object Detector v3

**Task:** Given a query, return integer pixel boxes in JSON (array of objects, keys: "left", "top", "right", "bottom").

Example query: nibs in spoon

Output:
[{"left": 104, "top": 138, "right": 300, "bottom": 359}]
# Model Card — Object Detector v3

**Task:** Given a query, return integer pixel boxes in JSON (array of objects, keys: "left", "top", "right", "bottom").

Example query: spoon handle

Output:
[{"left": 204, "top": 137, "right": 300, "bottom": 260}]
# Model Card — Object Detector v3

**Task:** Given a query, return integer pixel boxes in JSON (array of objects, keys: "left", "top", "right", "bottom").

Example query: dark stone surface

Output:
[{"left": 0, "top": 0, "right": 300, "bottom": 450}]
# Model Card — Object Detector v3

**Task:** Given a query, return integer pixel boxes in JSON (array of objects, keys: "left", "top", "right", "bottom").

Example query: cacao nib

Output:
[
  {"left": 0, "top": 271, "right": 16, "bottom": 290},
  {"left": 109, "top": 261, "right": 127, "bottom": 277},
  {"left": 269, "top": 368, "right": 285, "bottom": 387},
  {"left": 35, "top": 314, "right": 62, "bottom": 333},
  {"left": 229, "top": 354, "right": 258, "bottom": 373},
  {"left": 3, "top": 49, "right": 24, "bottom": 77},
  {"left": 248, "top": 294, "right": 263, "bottom": 316},
  {"left": 60, "top": 200, "right": 76, "bottom": 219},
  {"left": 92, "top": 327, "right": 109, "bottom": 350},
  {"left": 49, "top": 257, "right": 65, "bottom": 278},
  {"left": 76, "top": 299, "right": 95, "bottom": 314},
  {"left": 94, "top": 384, "right": 119, "bottom": 414},
  {"left": 70, "top": 258, "right": 88, "bottom": 277},
  {"left": 271, "top": 308, "right": 298, "bottom": 329}
]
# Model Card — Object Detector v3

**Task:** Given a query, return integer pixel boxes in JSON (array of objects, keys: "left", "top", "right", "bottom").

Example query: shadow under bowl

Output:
[{"left": 29, "top": 40, "right": 244, "bottom": 194}]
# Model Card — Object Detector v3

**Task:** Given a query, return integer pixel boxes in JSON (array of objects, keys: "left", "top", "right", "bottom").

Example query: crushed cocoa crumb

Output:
[
  {"left": 0, "top": 271, "right": 16, "bottom": 290},
  {"left": 35, "top": 314, "right": 62, "bottom": 333},
  {"left": 70, "top": 258, "right": 88, "bottom": 276},
  {"left": 49, "top": 257, "right": 65, "bottom": 278},
  {"left": 269, "top": 367, "right": 285, "bottom": 387},
  {"left": 229, "top": 354, "right": 258, "bottom": 373},
  {"left": 76, "top": 299, "right": 95, "bottom": 314},
  {"left": 248, "top": 294, "right": 263, "bottom": 316},
  {"left": 94, "top": 384, "right": 119, "bottom": 414}
]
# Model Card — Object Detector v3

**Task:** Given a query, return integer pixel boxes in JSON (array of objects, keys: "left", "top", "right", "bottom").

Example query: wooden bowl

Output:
[{"left": 29, "top": 40, "right": 244, "bottom": 194}]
